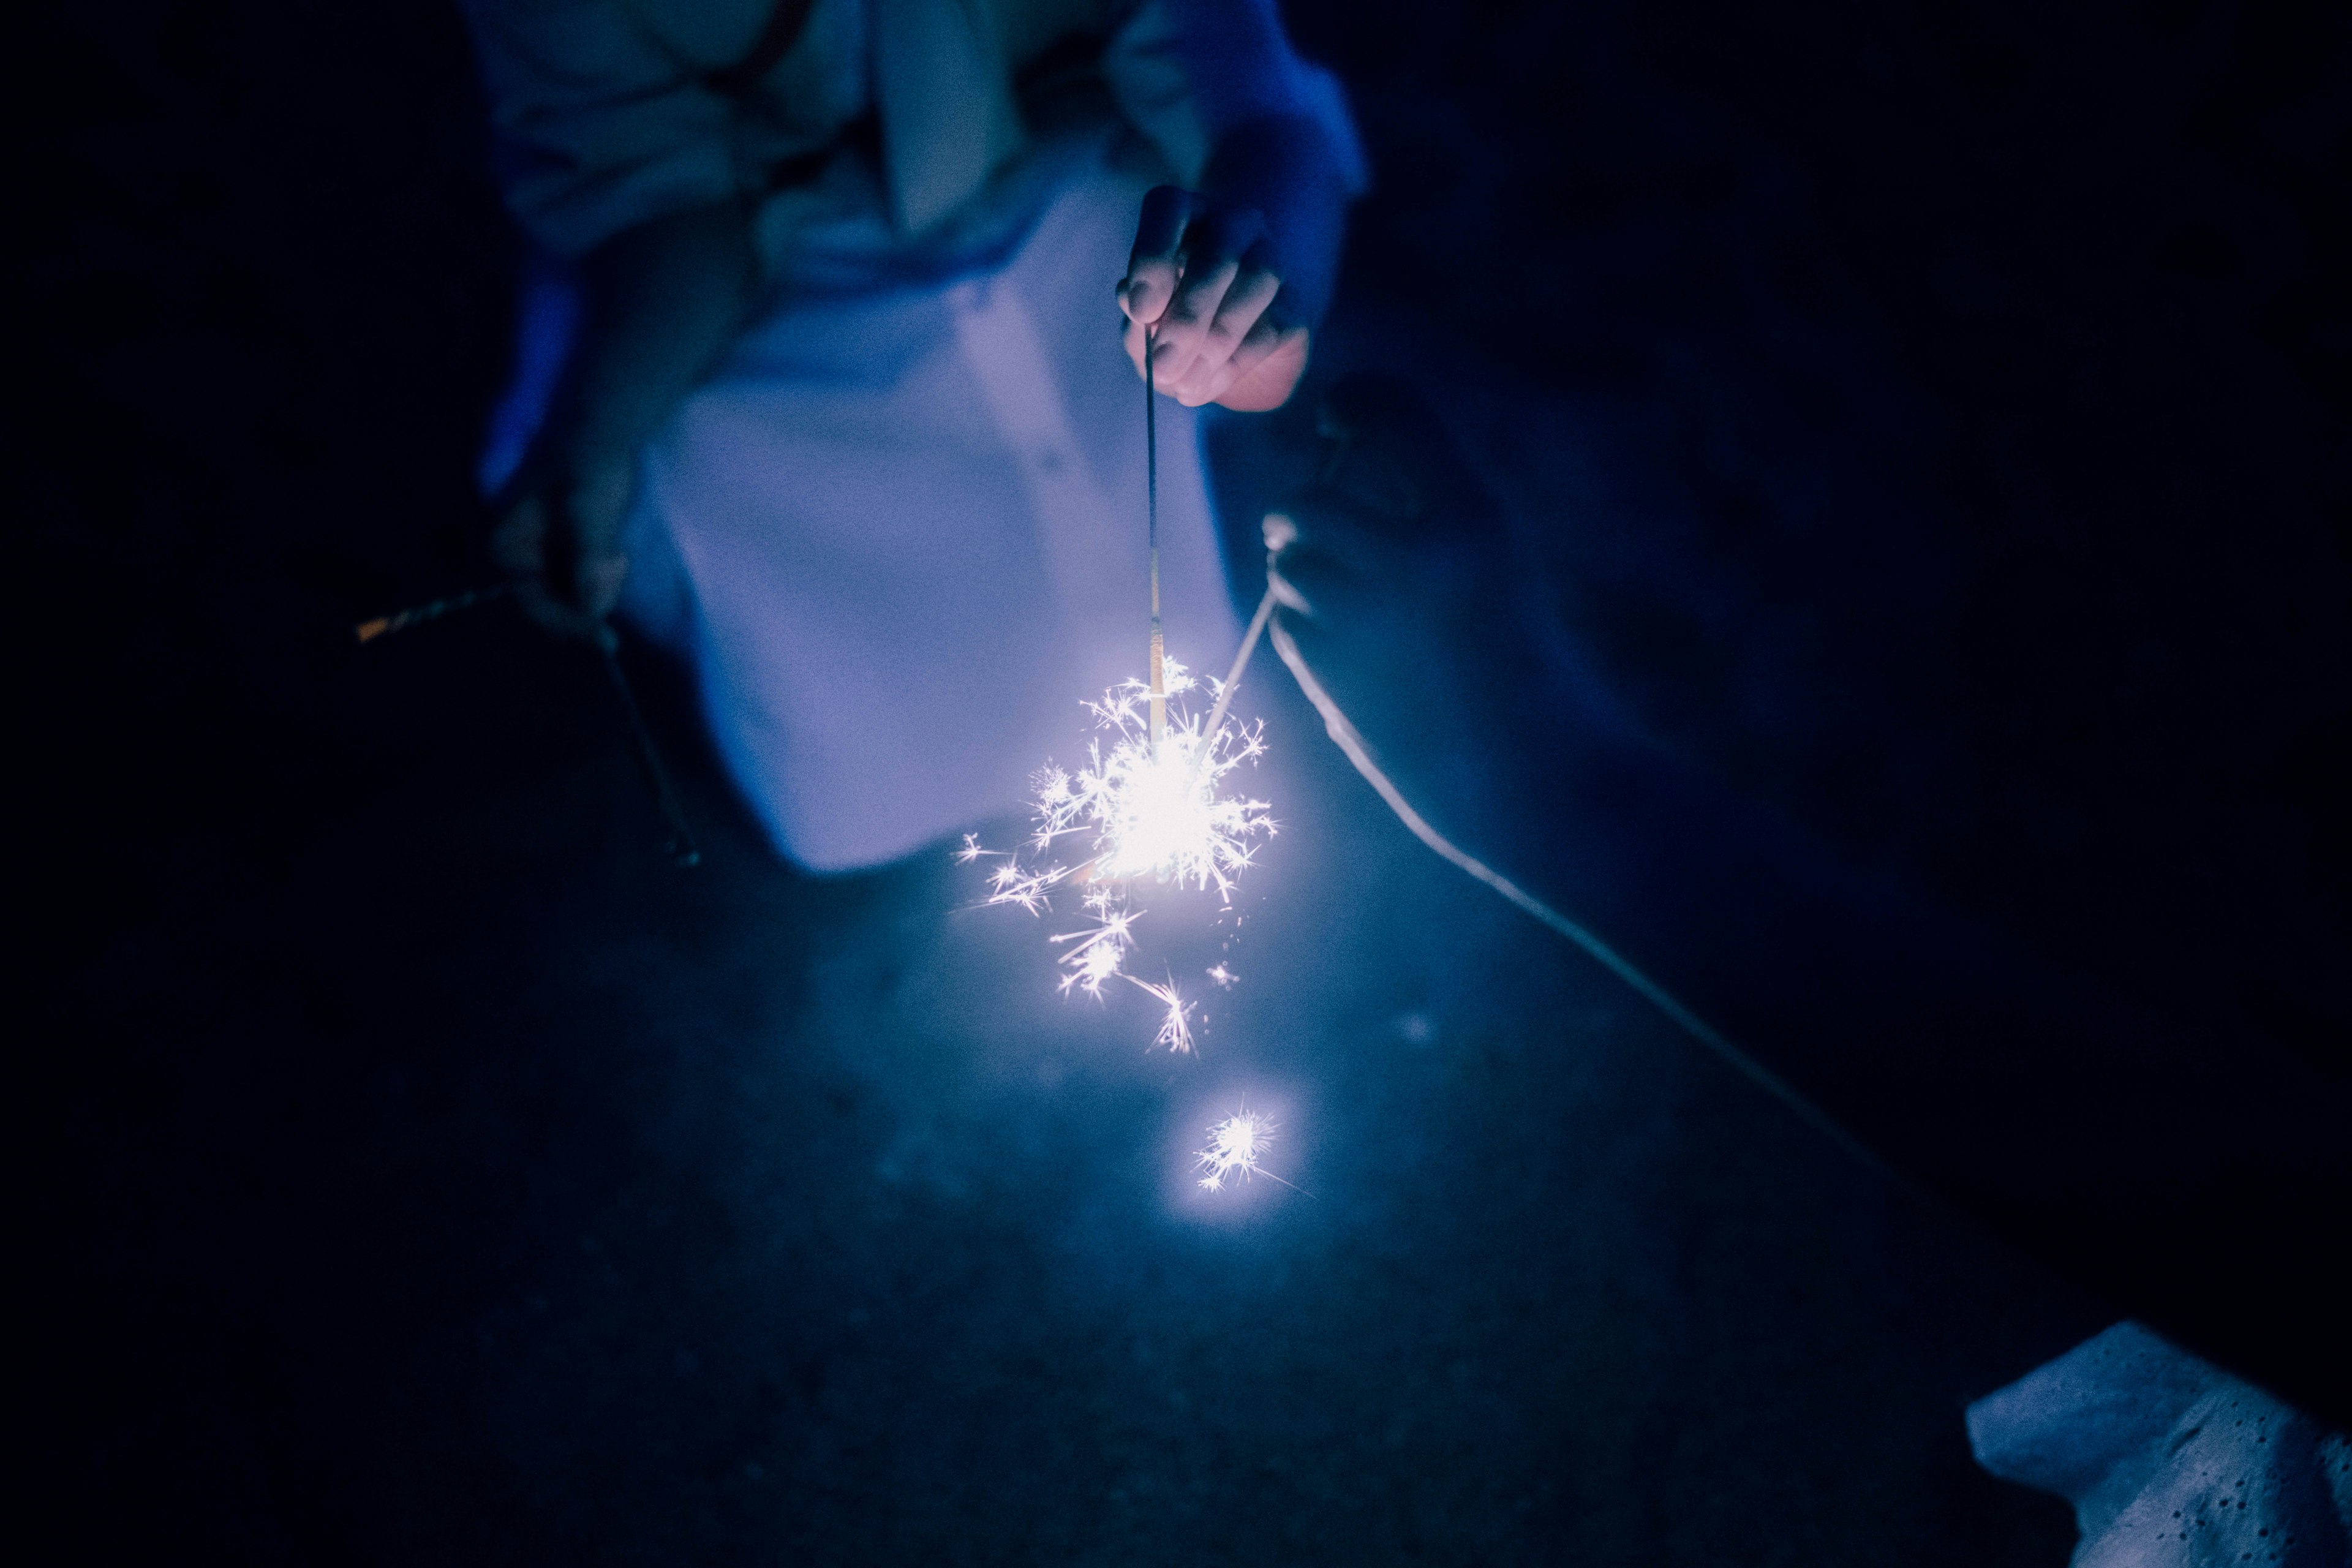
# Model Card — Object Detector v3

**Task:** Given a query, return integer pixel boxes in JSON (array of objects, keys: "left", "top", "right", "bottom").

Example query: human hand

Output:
[
  {"left": 1118, "top": 186, "right": 1310, "bottom": 413},
  {"left": 488, "top": 456, "right": 633, "bottom": 638}
]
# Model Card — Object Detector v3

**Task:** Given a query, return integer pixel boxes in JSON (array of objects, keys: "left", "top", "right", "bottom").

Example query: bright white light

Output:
[
  {"left": 1035, "top": 659, "right": 1273, "bottom": 899},
  {"left": 963, "top": 654, "right": 1271, "bottom": 1050},
  {"left": 1194, "top": 1105, "right": 1275, "bottom": 1191}
]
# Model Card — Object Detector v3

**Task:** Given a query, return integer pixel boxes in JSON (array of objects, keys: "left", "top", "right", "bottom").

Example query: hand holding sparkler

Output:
[
  {"left": 489, "top": 200, "right": 764, "bottom": 638},
  {"left": 1119, "top": 187, "right": 1311, "bottom": 413},
  {"left": 488, "top": 458, "right": 636, "bottom": 639},
  {"left": 959, "top": 311, "right": 1277, "bottom": 1054}
]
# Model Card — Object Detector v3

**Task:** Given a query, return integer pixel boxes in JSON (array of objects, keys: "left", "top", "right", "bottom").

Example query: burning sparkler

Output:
[
  {"left": 957, "top": 326, "right": 1273, "bottom": 1057},
  {"left": 1052, "top": 889, "right": 1139, "bottom": 998},
  {"left": 963, "top": 654, "right": 1272, "bottom": 1047},
  {"left": 1037, "top": 658, "right": 1273, "bottom": 894}
]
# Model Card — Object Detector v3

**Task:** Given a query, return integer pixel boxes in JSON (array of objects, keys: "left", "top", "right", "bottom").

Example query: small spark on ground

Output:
[{"left": 1194, "top": 1104, "right": 1297, "bottom": 1193}]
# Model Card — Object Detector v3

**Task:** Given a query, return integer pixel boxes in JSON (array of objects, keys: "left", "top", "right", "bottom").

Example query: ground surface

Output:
[{"left": 18, "top": 1, "right": 2343, "bottom": 1563}]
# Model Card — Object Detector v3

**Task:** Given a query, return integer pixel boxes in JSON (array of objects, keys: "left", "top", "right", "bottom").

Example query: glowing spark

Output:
[
  {"left": 1126, "top": 973, "right": 1194, "bottom": 1054},
  {"left": 1052, "top": 897, "right": 1139, "bottom": 998},
  {"left": 1207, "top": 964, "right": 1236, "bottom": 989},
  {"left": 971, "top": 851, "right": 1070, "bottom": 916},
  {"left": 1194, "top": 1105, "right": 1276, "bottom": 1191}
]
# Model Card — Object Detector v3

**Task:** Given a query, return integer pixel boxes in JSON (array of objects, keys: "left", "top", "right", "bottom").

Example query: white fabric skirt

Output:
[{"left": 617, "top": 123, "right": 1241, "bottom": 871}]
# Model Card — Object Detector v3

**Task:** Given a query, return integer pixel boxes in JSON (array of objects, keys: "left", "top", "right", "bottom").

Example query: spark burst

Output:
[
  {"left": 963, "top": 655, "right": 1271, "bottom": 1051},
  {"left": 1035, "top": 659, "right": 1272, "bottom": 897},
  {"left": 1052, "top": 891, "right": 1138, "bottom": 998}
]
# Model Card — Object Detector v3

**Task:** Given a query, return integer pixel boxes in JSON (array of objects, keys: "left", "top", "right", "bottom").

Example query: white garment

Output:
[
  {"left": 1968, "top": 1322, "right": 2352, "bottom": 1567},
  {"left": 620, "top": 119, "right": 1239, "bottom": 869},
  {"left": 457, "top": 0, "right": 1254, "bottom": 258},
  {"left": 462, "top": 0, "right": 1363, "bottom": 869}
]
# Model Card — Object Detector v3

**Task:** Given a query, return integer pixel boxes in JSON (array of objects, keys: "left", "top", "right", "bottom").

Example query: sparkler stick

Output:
[
  {"left": 1198, "top": 578, "right": 1279, "bottom": 769},
  {"left": 1146, "top": 324, "right": 1166, "bottom": 751},
  {"left": 352, "top": 583, "right": 700, "bottom": 867},
  {"left": 959, "top": 320, "right": 1277, "bottom": 1059}
]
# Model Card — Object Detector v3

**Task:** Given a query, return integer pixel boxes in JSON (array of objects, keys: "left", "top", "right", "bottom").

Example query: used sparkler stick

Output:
[
  {"left": 352, "top": 584, "right": 700, "bottom": 867},
  {"left": 1198, "top": 571, "right": 1281, "bottom": 765},
  {"left": 352, "top": 584, "right": 511, "bottom": 643},
  {"left": 1259, "top": 592, "right": 1880, "bottom": 1174}
]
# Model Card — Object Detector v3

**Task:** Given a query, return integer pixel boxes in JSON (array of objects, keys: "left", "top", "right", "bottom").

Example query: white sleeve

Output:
[{"left": 458, "top": 0, "right": 742, "bottom": 257}]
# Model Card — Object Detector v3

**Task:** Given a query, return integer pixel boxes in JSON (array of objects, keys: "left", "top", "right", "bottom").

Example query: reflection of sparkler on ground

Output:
[{"left": 1195, "top": 1104, "right": 1303, "bottom": 1193}]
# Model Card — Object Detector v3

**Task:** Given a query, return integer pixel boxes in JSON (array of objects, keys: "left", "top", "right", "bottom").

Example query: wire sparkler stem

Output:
[
  {"left": 352, "top": 582, "right": 699, "bottom": 867},
  {"left": 1146, "top": 324, "right": 1166, "bottom": 753}
]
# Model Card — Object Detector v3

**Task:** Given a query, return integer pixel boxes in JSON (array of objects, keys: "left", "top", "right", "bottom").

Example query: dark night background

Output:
[{"left": 12, "top": 1, "right": 2347, "bottom": 1562}]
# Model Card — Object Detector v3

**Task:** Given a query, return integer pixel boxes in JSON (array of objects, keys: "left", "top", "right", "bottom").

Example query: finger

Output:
[
  {"left": 1120, "top": 186, "right": 1198, "bottom": 327},
  {"left": 541, "top": 464, "right": 631, "bottom": 609},
  {"left": 1150, "top": 206, "right": 1265, "bottom": 386},
  {"left": 1172, "top": 261, "right": 1282, "bottom": 403},
  {"left": 1211, "top": 323, "right": 1310, "bottom": 413},
  {"left": 1267, "top": 533, "right": 1376, "bottom": 628},
  {"left": 1186, "top": 314, "right": 1281, "bottom": 407},
  {"left": 1149, "top": 255, "right": 1240, "bottom": 387}
]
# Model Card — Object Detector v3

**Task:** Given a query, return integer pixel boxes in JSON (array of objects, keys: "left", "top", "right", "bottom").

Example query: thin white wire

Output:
[{"left": 1240, "top": 589, "right": 1881, "bottom": 1171}]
